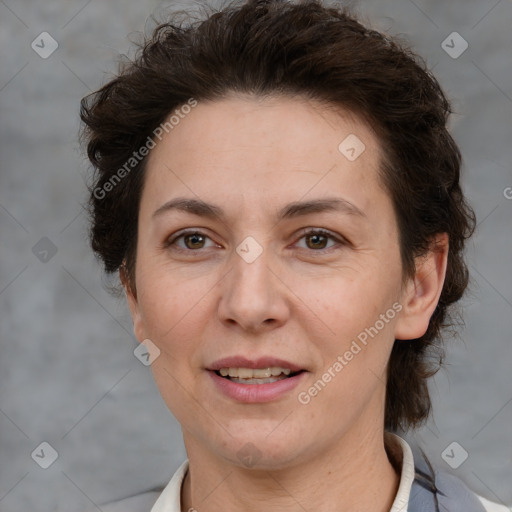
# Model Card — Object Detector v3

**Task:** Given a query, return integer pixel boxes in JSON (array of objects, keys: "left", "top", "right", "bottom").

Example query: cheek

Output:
[
  {"left": 134, "top": 289, "right": 210, "bottom": 397},
  {"left": 135, "top": 258, "right": 212, "bottom": 338},
  {"left": 304, "top": 294, "right": 398, "bottom": 423},
  {"left": 139, "top": 275, "right": 211, "bottom": 414},
  {"left": 307, "top": 269, "right": 394, "bottom": 331},
  {"left": 301, "top": 261, "right": 401, "bottom": 378}
]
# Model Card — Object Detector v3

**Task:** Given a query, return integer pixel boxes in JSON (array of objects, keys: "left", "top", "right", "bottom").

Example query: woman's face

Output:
[{"left": 125, "top": 95, "right": 412, "bottom": 468}]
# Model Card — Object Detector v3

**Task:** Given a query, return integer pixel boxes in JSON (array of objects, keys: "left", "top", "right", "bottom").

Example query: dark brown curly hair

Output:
[{"left": 80, "top": 0, "right": 476, "bottom": 431}]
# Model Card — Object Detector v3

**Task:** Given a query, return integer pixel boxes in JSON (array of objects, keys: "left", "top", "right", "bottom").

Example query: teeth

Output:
[
  {"left": 218, "top": 367, "right": 292, "bottom": 378},
  {"left": 228, "top": 376, "right": 286, "bottom": 384}
]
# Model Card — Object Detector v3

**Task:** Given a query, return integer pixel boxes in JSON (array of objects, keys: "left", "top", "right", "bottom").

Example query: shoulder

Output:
[
  {"left": 411, "top": 448, "right": 510, "bottom": 512},
  {"left": 82, "top": 490, "right": 163, "bottom": 512},
  {"left": 436, "top": 470, "right": 509, "bottom": 512},
  {"left": 476, "top": 495, "right": 511, "bottom": 512},
  {"left": 83, "top": 460, "right": 189, "bottom": 512}
]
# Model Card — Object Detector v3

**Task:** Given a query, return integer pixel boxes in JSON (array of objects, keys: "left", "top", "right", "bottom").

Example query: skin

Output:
[{"left": 122, "top": 94, "right": 448, "bottom": 512}]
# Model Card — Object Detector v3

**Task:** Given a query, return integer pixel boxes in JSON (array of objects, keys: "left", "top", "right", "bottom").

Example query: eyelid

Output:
[
  {"left": 163, "top": 228, "right": 220, "bottom": 251},
  {"left": 164, "top": 227, "right": 348, "bottom": 253},
  {"left": 292, "top": 227, "right": 348, "bottom": 252}
]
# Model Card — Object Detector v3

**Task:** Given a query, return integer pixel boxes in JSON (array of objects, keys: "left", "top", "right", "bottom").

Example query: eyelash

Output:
[{"left": 163, "top": 228, "right": 347, "bottom": 255}]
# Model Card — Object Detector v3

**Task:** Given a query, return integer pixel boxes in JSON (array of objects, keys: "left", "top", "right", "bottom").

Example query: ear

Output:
[
  {"left": 394, "top": 233, "right": 449, "bottom": 340},
  {"left": 120, "top": 264, "right": 146, "bottom": 343}
]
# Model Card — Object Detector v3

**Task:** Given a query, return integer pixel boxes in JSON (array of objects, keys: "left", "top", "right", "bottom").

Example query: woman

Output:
[{"left": 80, "top": 1, "right": 506, "bottom": 510}]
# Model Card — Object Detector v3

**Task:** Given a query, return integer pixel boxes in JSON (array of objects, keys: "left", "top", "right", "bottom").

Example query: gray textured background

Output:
[{"left": 0, "top": 1, "right": 511, "bottom": 511}]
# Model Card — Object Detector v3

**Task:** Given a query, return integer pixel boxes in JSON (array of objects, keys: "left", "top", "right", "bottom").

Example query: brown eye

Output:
[
  {"left": 166, "top": 230, "right": 217, "bottom": 251},
  {"left": 295, "top": 229, "right": 342, "bottom": 252},
  {"left": 305, "top": 233, "right": 329, "bottom": 250},
  {"left": 183, "top": 233, "right": 206, "bottom": 249}
]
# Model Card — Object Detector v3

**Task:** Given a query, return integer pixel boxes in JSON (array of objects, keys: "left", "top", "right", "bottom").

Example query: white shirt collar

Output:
[
  {"left": 387, "top": 432, "right": 416, "bottom": 512},
  {"left": 151, "top": 432, "right": 416, "bottom": 512}
]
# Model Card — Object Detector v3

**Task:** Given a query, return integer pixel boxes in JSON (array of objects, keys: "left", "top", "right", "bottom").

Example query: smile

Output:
[
  {"left": 208, "top": 369, "right": 307, "bottom": 402},
  {"left": 217, "top": 366, "right": 294, "bottom": 383}
]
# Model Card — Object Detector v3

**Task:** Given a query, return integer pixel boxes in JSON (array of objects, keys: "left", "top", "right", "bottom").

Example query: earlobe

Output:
[
  {"left": 120, "top": 264, "right": 146, "bottom": 343},
  {"left": 394, "top": 233, "right": 449, "bottom": 341}
]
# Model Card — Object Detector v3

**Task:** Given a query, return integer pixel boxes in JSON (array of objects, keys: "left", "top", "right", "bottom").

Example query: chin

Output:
[{"left": 217, "top": 431, "right": 307, "bottom": 471}]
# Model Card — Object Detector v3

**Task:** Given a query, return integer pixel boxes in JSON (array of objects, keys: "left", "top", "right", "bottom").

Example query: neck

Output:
[{"left": 181, "top": 427, "right": 400, "bottom": 512}]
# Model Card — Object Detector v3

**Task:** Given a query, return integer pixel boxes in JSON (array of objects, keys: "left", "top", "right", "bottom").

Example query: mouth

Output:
[
  {"left": 206, "top": 356, "right": 308, "bottom": 403},
  {"left": 213, "top": 367, "right": 306, "bottom": 385}
]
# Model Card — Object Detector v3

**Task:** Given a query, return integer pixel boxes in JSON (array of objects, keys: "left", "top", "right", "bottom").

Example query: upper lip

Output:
[{"left": 206, "top": 356, "right": 305, "bottom": 373}]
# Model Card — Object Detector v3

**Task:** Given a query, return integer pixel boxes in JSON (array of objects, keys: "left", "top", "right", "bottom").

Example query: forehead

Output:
[{"left": 141, "top": 94, "right": 389, "bottom": 221}]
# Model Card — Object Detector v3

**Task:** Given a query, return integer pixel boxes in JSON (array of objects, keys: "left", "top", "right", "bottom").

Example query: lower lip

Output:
[{"left": 207, "top": 370, "right": 307, "bottom": 403}]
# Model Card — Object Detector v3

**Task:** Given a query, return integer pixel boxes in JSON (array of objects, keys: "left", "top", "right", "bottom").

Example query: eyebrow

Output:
[{"left": 152, "top": 196, "right": 367, "bottom": 221}]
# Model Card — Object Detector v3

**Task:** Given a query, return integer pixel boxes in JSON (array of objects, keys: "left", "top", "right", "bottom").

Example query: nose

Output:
[{"left": 217, "top": 245, "right": 290, "bottom": 334}]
